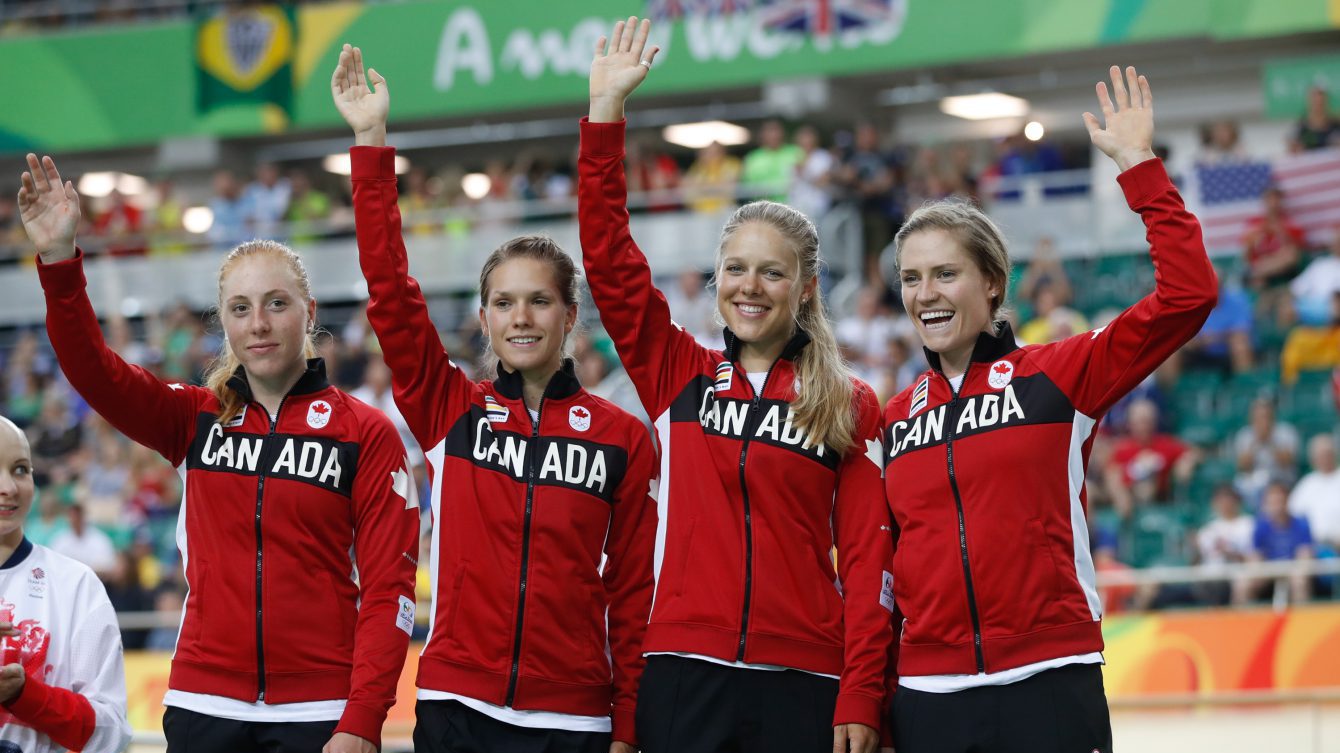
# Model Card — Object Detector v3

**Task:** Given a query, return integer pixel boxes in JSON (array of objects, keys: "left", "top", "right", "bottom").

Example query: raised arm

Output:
[
  {"left": 335, "top": 44, "right": 473, "bottom": 448},
  {"left": 580, "top": 18, "right": 708, "bottom": 416},
  {"left": 1034, "top": 66, "right": 1217, "bottom": 416},
  {"left": 22, "top": 154, "right": 201, "bottom": 464}
]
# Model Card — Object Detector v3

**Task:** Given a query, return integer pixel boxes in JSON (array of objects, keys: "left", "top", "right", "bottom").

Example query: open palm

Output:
[
  {"left": 590, "top": 16, "right": 660, "bottom": 104},
  {"left": 17, "top": 153, "right": 80, "bottom": 258},
  {"left": 331, "top": 43, "right": 388, "bottom": 135},
  {"left": 1082, "top": 65, "right": 1156, "bottom": 172}
]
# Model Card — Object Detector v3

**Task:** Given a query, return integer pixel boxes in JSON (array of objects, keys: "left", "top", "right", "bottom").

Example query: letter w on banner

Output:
[{"left": 196, "top": 4, "right": 296, "bottom": 119}]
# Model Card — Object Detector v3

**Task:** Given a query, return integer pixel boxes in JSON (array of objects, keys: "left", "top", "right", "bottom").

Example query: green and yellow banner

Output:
[
  {"left": 1, "top": 0, "right": 1338, "bottom": 153},
  {"left": 195, "top": 5, "right": 296, "bottom": 120}
]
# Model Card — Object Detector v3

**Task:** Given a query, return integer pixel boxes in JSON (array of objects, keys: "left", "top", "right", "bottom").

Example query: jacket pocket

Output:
[{"left": 1028, "top": 518, "right": 1070, "bottom": 601}]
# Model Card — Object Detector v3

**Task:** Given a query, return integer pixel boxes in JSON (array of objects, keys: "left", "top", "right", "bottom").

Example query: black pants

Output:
[
  {"left": 413, "top": 699, "right": 611, "bottom": 753},
  {"left": 892, "top": 663, "right": 1113, "bottom": 753},
  {"left": 635, "top": 655, "right": 840, "bottom": 753},
  {"left": 162, "top": 706, "right": 338, "bottom": 753}
]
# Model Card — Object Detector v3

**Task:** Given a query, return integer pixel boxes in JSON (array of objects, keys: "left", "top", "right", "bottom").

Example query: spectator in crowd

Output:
[
  {"left": 78, "top": 436, "right": 129, "bottom": 525},
  {"left": 23, "top": 495, "right": 68, "bottom": 547},
  {"left": 1196, "top": 119, "right": 1247, "bottom": 164},
  {"left": 242, "top": 161, "right": 291, "bottom": 238},
  {"left": 155, "top": 301, "right": 208, "bottom": 383},
  {"left": 206, "top": 169, "right": 249, "bottom": 250},
  {"left": 876, "top": 333, "right": 924, "bottom": 403},
  {"left": 1249, "top": 479, "right": 1314, "bottom": 603},
  {"left": 1181, "top": 276, "right": 1255, "bottom": 375},
  {"left": 90, "top": 189, "right": 144, "bottom": 256},
  {"left": 1289, "top": 433, "right": 1340, "bottom": 553},
  {"left": 1104, "top": 399, "right": 1198, "bottom": 515},
  {"left": 285, "top": 168, "right": 333, "bottom": 244},
  {"left": 0, "top": 197, "right": 25, "bottom": 262},
  {"left": 1192, "top": 484, "right": 1256, "bottom": 605},
  {"left": 29, "top": 391, "right": 81, "bottom": 483},
  {"left": 663, "top": 267, "right": 723, "bottom": 349},
  {"left": 1292, "top": 85, "right": 1340, "bottom": 152},
  {"left": 834, "top": 122, "right": 897, "bottom": 283},
  {"left": 102, "top": 549, "right": 151, "bottom": 650},
  {"left": 1233, "top": 396, "right": 1300, "bottom": 501},
  {"left": 148, "top": 177, "right": 186, "bottom": 255},
  {"left": 47, "top": 503, "right": 116, "bottom": 578},
  {"left": 788, "top": 125, "right": 835, "bottom": 221},
  {"left": 741, "top": 118, "right": 803, "bottom": 202},
  {"left": 625, "top": 140, "right": 681, "bottom": 212},
  {"left": 143, "top": 587, "right": 186, "bottom": 652},
  {"left": 835, "top": 284, "right": 898, "bottom": 385},
  {"left": 1018, "top": 280, "right": 1089, "bottom": 345},
  {"left": 1014, "top": 237, "right": 1072, "bottom": 313},
  {"left": 349, "top": 356, "right": 423, "bottom": 471},
  {"left": 1282, "top": 290, "right": 1340, "bottom": 385},
  {"left": 681, "top": 141, "right": 741, "bottom": 214},
  {"left": 397, "top": 166, "right": 441, "bottom": 236},
  {"left": 1243, "top": 186, "right": 1306, "bottom": 307},
  {"left": 1290, "top": 225, "right": 1340, "bottom": 325}
]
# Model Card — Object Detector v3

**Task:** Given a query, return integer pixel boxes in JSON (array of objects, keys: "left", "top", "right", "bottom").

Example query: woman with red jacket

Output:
[
  {"left": 332, "top": 46, "right": 658, "bottom": 753},
  {"left": 579, "top": 18, "right": 894, "bottom": 753},
  {"left": 883, "top": 67, "right": 1216, "bottom": 753},
  {"left": 20, "top": 155, "right": 420, "bottom": 753}
]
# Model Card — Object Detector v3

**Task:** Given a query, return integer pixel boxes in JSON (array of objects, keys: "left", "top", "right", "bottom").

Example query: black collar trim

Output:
[
  {"left": 1, "top": 537, "right": 33, "bottom": 570},
  {"left": 492, "top": 358, "right": 583, "bottom": 402},
  {"left": 923, "top": 322, "right": 1020, "bottom": 374},
  {"left": 226, "top": 358, "right": 331, "bottom": 404},
  {"left": 722, "top": 327, "right": 812, "bottom": 364}
]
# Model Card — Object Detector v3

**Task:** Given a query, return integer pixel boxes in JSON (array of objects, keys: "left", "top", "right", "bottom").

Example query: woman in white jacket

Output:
[{"left": 0, "top": 414, "right": 132, "bottom": 753}]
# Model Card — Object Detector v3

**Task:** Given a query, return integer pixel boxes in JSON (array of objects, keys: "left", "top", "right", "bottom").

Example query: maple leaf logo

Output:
[
  {"left": 864, "top": 437, "right": 885, "bottom": 477},
  {"left": 573, "top": 408, "right": 589, "bottom": 419},
  {"left": 312, "top": 403, "right": 329, "bottom": 414},
  {"left": 993, "top": 362, "right": 1011, "bottom": 374},
  {"left": 390, "top": 459, "right": 419, "bottom": 510}
]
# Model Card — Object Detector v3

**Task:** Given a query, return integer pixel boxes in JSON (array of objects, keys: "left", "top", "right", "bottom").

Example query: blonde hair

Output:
[
  {"left": 894, "top": 200, "right": 1013, "bottom": 326},
  {"left": 202, "top": 240, "right": 318, "bottom": 424},
  {"left": 477, "top": 235, "right": 581, "bottom": 379},
  {"left": 716, "top": 201, "right": 856, "bottom": 456}
]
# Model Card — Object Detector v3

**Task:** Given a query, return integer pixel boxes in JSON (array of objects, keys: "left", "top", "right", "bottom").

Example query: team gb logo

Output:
[
  {"left": 569, "top": 405, "right": 591, "bottom": 432},
  {"left": 307, "top": 400, "right": 332, "bottom": 429},
  {"left": 987, "top": 360, "right": 1014, "bottom": 390}
]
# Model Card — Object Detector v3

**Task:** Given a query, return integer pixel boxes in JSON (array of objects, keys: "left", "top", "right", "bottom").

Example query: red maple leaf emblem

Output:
[
  {"left": 312, "top": 403, "right": 329, "bottom": 414},
  {"left": 993, "top": 363, "right": 1011, "bottom": 374},
  {"left": 573, "top": 408, "right": 589, "bottom": 419}
]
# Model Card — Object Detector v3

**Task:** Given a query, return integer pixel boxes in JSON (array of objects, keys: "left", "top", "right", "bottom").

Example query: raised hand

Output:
[
  {"left": 589, "top": 16, "right": 661, "bottom": 123},
  {"left": 1082, "top": 65, "right": 1157, "bottom": 172},
  {"left": 17, "top": 153, "right": 80, "bottom": 263},
  {"left": 331, "top": 43, "right": 389, "bottom": 147}
]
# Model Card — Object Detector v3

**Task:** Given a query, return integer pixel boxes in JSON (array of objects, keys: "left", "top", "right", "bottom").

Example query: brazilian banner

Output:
[{"left": 196, "top": 4, "right": 296, "bottom": 118}]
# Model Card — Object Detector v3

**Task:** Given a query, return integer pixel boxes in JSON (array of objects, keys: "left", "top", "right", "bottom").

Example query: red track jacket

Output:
[
  {"left": 578, "top": 118, "right": 895, "bottom": 730},
  {"left": 883, "top": 158, "right": 1216, "bottom": 679},
  {"left": 349, "top": 146, "right": 658, "bottom": 744},
  {"left": 38, "top": 253, "right": 419, "bottom": 747}
]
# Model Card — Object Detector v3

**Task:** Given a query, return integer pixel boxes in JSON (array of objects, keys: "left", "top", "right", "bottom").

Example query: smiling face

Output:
[
  {"left": 479, "top": 257, "right": 576, "bottom": 381},
  {"left": 220, "top": 254, "right": 315, "bottom": 392},
  {"left": 716, "top": 222, "right": 814, "bottom": 368},
  {"left": 0, "top": 418, "right": 34, "bottom": 547},
  {"left": 898, "top": 228, "right": 999, "bottom": 375}
]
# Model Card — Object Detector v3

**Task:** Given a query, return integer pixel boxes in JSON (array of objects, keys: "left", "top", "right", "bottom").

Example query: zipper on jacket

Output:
[
  {"left": 943, "top": 371, "right": 986, "bottom": 673},
  {"left": 505, "top": 399, "right": 544, "bottom": 706},
  {"left": 254, "top": 396, "right": 286, "bottom": 701},
  {"left": 734, "top": 360, "right": 778, "bottom": 662}
]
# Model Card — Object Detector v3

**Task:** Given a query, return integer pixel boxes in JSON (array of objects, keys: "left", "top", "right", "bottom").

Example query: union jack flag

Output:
[{"left": 756, "top": 0, "right": 894, "bottom": 37}]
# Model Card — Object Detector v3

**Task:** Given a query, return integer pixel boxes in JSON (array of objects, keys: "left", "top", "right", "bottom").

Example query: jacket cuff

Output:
[
  {"left": 833, "top": 690, "right": 883, "bottom": 730},
  {"left": 335, "top": 702, "right": 386, "bottom": 750},
  {"left": 350, "top": 145, "right": 397, "bottom": 181},
  {"left": 580, "top": 117, "right": 626, "bottom": 157},
  {"left": 3, "top": 670, "right": 50, "bottom": 716},
  {"left": 611, "top": 703, "right": 637, "bottom": 745},
  {"left": 34, "top": 246, "right": 86, "bottom": 283},
  {"left": 1115, "top": 156, "right": 1170, "bottom": 208}
]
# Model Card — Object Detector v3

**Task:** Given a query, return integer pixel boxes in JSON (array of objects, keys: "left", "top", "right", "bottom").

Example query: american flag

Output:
[
  {"left": 757, "top": 0, "right": 894, "bottom": 37},
  {"left": 1192, "top": 147, "right": 1340, "bottom": 253}
]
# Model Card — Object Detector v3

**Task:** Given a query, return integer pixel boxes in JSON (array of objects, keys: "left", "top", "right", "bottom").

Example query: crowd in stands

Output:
[{"left": 1, "top": 84, "right": 1338, "bottom": 645}]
